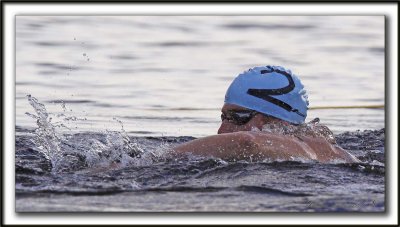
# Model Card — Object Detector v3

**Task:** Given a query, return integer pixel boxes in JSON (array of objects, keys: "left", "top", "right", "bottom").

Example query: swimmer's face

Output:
[{"left": 218, "top": 103, "right": 269, "bottom": 134}]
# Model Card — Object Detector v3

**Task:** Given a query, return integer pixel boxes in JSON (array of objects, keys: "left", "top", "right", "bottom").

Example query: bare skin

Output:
[{"left": 173, "top": 103, "right": 359, "bottom": 163}]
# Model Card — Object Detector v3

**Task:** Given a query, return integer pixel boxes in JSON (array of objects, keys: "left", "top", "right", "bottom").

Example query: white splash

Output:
[
  {"left": 26, "top": 94, "right": 65, "bottom": 172},
  {"left": 261, "top": 117, "right": 337, "bottom": 144},
  {"left": 25, "top": 95, "right": 169, "bottom": 173}
]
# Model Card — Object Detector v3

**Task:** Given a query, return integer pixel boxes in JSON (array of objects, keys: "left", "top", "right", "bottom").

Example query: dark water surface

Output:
[{"left": 16, "top": 127, "right": 385, "bottom": 212}]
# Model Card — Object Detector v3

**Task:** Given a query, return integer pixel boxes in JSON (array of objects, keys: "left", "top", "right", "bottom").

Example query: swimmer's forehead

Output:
[{"left": 221, "top": 103, "right": 249, "bottom": 113}]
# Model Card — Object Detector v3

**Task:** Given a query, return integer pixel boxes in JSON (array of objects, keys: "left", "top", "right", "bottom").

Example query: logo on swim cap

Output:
[{"left": 224, "top": 65, "right": 309, "bottom": 124}]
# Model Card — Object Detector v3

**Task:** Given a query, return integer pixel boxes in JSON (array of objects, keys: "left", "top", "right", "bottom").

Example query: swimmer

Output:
[{"left": 173, "top": 65, "right": 359, "bottom": 163}]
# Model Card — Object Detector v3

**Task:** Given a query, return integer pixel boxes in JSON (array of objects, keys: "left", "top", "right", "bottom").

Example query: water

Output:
[
  {"left": 15, "top": 115, "right": 385, "bottom": 211},
  {"left": 16, "top": 16, "right": 384, "bottom": 137},
  {"left": 15, "top": 16, "right": 385, "bottom": 212}
]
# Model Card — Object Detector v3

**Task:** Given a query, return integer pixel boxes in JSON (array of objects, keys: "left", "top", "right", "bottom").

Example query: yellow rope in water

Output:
[{"left": 309, "top": 105, "right": 384, "bottom": 110}]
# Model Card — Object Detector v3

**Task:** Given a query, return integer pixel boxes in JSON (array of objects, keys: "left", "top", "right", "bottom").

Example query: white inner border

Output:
[{"left": 4, "top": 3, "right": 398, "bottom": 225}]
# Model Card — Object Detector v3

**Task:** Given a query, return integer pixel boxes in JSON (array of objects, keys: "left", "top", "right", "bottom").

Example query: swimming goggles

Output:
[{"left": 221, "top": 110, "right": 259, "bottom": 125}]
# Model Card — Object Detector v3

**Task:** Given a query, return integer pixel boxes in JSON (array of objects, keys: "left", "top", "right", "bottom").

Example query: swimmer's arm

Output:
[
  {"left": 172, "top": 131, "right": 359, "bottom": 163},
  {"left": 172, "top": 131, "right": 260, "bottom": 161},
  {"left": 297, "top": 136, "right": 360, "bottom": 163},
  {"left": 172, "top": 131, "right": 316, "bottom": 161},
  {"left": 249, "top": 133, "right": 360, "bottom": 162}
]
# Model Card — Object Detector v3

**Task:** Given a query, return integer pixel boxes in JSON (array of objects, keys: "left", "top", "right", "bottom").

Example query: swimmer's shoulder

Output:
[{"left": 241, "top": 131, "right": 359, "bottom": 163}]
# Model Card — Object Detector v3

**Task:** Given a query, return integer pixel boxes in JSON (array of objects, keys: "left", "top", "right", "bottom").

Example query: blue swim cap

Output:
[{"left": 224, "top": 65, "right": 309, "bottom": 124}]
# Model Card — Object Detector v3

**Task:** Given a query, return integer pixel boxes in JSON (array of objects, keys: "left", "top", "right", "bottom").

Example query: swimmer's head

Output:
[{"left": 224, "top": 65, "right": 309, "bottom": 125}]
